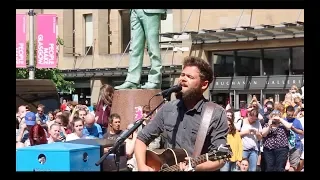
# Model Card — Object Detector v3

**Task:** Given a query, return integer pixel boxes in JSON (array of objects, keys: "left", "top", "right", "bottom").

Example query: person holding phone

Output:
[
  {"left": 261, "top": 110, "right": 292, "bottom": 171},
  {"left": 235, "top": 109, "right": 262, "bottom": 172}
]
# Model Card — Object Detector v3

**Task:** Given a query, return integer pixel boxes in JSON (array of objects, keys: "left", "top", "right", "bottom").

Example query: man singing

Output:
[{"left": 134, "top": 56, "right": 229, "bottom": 171}]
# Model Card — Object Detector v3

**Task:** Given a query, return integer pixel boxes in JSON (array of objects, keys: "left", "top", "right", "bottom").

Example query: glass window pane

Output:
[
  {"left": 264, "top": 48, "right": 289, "bottom": 75},
  {"left": 211, "top": 51, "right": 234, "bottom": 77},
  {"left": 292, "top": 47, "right": 304, "bottom": 75},
  {"left": 237, "top": 49, "right": 261, "bottom": 76}
]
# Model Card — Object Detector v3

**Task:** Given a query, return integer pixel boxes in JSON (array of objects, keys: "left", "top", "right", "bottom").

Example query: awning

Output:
[
  {"left": 61, "top": 65, "right": 182, "bottom": 79},
  {"left": 16, "top": 79, "right": 59, "bottom": 111},
  {"left": 159, "top": 21, "right": 304, "bottom": 45}
]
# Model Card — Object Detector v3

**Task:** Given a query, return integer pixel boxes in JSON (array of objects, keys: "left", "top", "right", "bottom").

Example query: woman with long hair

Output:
[
  {"left": 66, "top": 118, "right": 87, "bottom": 141},
  {"left": 95, "top": 84, "right": 114, "bottom": 134},
  {"left": 236, "top": 109, "right": 262, "bottom": 171},
  {"left": 28, "top": 124, "right": 48, "bottom": 146},
  {"left": 221, "top": 110, "right": 243, "bottom": 171}
]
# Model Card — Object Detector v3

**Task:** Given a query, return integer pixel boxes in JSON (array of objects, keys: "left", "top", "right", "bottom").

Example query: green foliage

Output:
[{"left": 16, "top": 37, "right": 74, "bottom": 92}]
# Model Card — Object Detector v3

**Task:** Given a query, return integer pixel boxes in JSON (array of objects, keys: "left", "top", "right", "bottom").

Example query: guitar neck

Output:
[{"left": 160, "top": 154, "right": 209, "bottom": 172}]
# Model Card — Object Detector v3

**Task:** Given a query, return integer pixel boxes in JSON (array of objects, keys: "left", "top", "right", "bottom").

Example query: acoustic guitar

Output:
[{"left": 146, "top": 145, "right": 232, "bottom": 171}]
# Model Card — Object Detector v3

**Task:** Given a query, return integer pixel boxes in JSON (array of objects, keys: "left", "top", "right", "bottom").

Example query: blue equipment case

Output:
[
  {"left": 66, "top": 139, "right": 128, "bottom": 171},
  {"left": 16, "top": 142, "right": 100, "bottom": 171}
]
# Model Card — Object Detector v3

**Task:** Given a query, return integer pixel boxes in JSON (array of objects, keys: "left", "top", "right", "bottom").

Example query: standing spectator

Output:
[
  {"left": 95, "top": 84, "right": 114, "bottom": 134},
  {"left": 236, "top": 109, "right": 262, "bottom": 171},
  {"left": 296, "top": 116, "right": 304, "bottom": 171},
  {"left": 36, "top": 104, "right": 49, "bottom": 131},
  {"left": 60, "top": 99, "right": 67, "bottom": 111},
  {"left": 285, "top": 106, "right": 304, "bottom": 171},
  {"left": 261, "top": 110, "right": 292, "bottom": 171},
  {"left": 221, "top": 110, "right": 243, "bottom": 171}
]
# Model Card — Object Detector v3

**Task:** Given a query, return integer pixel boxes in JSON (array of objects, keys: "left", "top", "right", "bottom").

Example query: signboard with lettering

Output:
[
  {"left": 210, "top": 75, "right": 304, "bottom": 90},
  {"left": 36, "top": 14, "right": 57, "bottom": 69},
  {"left": 16, "top": 14, "right": 27, "bottom": 68}
]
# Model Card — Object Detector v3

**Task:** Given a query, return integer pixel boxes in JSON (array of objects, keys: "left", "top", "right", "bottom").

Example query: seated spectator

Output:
[
  {"left": 66, "top": 118, "right": 87, "bottom": 141},
  {"left": 103, "top": 113, "right": 123, "bottom": 141},
  {"left": 82, "top": 114, "right": 103, "bottom": 139},
  {"left": 55, "top": 114, "right": 72, "bottom": 136},
  {"left": 16, "top": 112, "right": 37, "bottom": 147},
  {"left": 27, "top": 124, "right": 48, "bottom": 146},
  {"left": 237, "top": 158, "right": 250, "bottom": 172},
  {"left": 47, "top": 123, "right": 64, "bottom": 143}
]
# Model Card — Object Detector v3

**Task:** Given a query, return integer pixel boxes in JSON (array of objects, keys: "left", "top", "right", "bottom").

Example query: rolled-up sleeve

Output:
[
  {"left": 209, "top": 108, "right": 228, "bottom": 151},
  {"left": 137, "top": 106, "right": 165, "bottom": 145}
]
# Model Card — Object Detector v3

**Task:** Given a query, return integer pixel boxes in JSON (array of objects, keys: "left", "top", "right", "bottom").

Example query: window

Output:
[
  {"left": 212, "top": 51, "right": 234, "bottom": 77},
  {"left": 264, "top": 48, "right": 290, "bottom": 75},
  {"left": 160, "top": 9, "right": 173, "bottom": 49},
  {"left": 237, "top": 49, "right": 261, "bottom": 76},
  {"left": 120, "top": 10, "right": 130, "bottom": 53},
  {"left": 211, "top": 47, "right": 303, "bottom": 77},
  {"left": 84, "top": 14, "right": 93, "bottom": 55},
  {"left": 292, "top": 47, "right": 304, "bottom": 75}
]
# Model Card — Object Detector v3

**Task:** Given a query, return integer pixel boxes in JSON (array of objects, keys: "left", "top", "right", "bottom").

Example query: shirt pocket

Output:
[
  {"left": 191, "top": 128, "right": 198, "bottom": 143},
  {"left": 163, "top": 123, "right": 175, "bottom": 142}
]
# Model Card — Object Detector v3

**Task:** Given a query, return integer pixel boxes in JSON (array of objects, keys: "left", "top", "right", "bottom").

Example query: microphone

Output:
[{"left": 156, "top": 85, "right": 182, "bottom": 97}]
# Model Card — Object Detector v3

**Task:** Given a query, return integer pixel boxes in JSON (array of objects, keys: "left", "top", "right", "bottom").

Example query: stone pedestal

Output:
[{"left": 110, "top": 89, "right": 164, "bottom": 130}]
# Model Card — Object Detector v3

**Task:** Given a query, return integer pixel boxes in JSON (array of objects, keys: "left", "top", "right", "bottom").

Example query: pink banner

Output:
[
  {"left": 36, "top": 14, "right": 57, "bottom": 69},
  {"left": 16, "top": 14, "right": 27, "bottom": 68},
  {"left": 134, "top": 106, "right": 143, "bottom": 121}
]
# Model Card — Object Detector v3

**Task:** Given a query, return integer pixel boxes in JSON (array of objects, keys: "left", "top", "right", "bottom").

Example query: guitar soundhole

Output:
[{"left": 161, "top": 164, "right": 170, "bottom": 170}]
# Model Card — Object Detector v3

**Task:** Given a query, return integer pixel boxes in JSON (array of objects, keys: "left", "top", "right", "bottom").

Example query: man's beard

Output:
[{"left": 175, "top": 87, "right": 202, "bottom": 101}]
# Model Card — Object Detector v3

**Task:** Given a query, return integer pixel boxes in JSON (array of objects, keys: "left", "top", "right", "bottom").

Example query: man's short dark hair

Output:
[
  {"left": 183, "top": 56, "right": 214, "bottom": 85},
  {"left": 108, "top": 113, "right": 121, "bottom": 124},
  {"left": 286, "top": 105, "right": 295, "bottom": 112}
]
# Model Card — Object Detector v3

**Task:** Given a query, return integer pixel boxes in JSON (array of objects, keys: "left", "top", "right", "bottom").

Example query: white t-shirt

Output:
[
  {"left": 66, "top": 133, "right": 87, "bottom": 141},
  {"left": 234, "top": 111, "right": 241, "bottom": 124},
  {"left": 236, "top": 119, "right": 262, "bottom": 151}
]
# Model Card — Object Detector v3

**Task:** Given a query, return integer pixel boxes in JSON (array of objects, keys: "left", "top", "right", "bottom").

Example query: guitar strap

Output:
[{"left": 192, "top": 102, "right": 217, "bottom": 158}]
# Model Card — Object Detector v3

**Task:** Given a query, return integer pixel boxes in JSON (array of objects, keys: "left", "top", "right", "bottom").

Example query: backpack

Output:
[
  {"left": 288, "top": 129, "right": 296, "bottom": 150},
  {"left": 237, "top": 118, "right": 261, "bottom": 152},
  {"left": 237, "top": 118, "right": 244, "bottom": 130}
]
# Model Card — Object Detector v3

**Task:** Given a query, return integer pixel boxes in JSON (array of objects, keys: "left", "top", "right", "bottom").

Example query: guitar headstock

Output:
[{"left": 207, "top": 144, "right": 233, "bottom": 161}]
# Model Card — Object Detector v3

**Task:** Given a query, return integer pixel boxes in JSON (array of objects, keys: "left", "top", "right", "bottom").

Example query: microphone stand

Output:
[{"left": 95, "top": 96, "right": 169, "bottom": 169}]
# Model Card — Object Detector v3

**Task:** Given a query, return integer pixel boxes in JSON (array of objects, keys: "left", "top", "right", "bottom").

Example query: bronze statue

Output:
[{"left": 115, "top": 9, "right": 167, "bottom": 90}]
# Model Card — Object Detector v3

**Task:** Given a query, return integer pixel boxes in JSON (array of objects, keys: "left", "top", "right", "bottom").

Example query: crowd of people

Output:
[
  {"left": 16, "top": 56, "right": 304, "bottom": 172},
  {"left": 221, "top": 84, "right": 304, "bottom": 172}
]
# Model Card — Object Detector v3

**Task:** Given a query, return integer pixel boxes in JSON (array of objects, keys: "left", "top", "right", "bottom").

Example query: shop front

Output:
[{"left": 210, "top": 75, "right": 304, "bottom": 109}]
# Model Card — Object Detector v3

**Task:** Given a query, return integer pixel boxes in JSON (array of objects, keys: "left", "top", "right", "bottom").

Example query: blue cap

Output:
[{"left": 25, "top": 112, "right": 36, "bottom": 126}]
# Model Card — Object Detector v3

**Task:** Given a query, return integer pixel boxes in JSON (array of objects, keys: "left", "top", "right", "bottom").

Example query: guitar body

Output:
[{"left": 146, "top": 148, "right": 189, "bottom": 171}]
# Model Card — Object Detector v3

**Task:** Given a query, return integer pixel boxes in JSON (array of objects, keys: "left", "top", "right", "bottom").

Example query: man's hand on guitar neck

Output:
[{"left": 179, "top": 157, "right": 195, "bottom": 171}]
